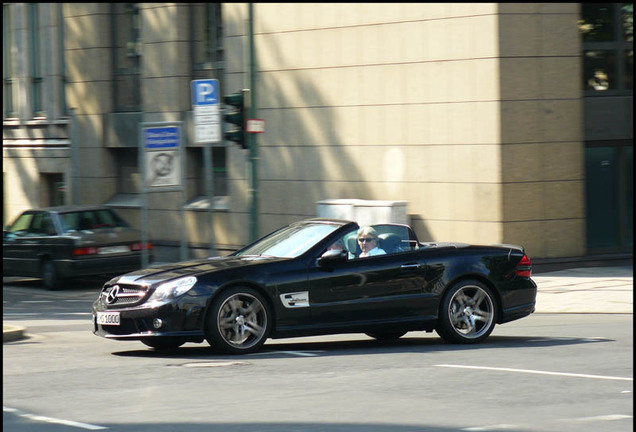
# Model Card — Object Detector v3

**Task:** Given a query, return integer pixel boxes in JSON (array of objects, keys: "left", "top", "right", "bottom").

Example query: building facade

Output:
[{"left": 3, "top": 3, "right": 633, "bottom": 262}]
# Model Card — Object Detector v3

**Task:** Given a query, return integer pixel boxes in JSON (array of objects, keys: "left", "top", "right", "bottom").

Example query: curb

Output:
[{"left": 3, "top": 325, "right": 26, "bottom": 343}]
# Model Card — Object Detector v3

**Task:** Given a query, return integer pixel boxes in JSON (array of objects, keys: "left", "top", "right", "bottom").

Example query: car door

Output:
[
  {"left": 307, "top": 249, "right": 429, "bottom": 327},
  {"left": 3, "top": 211, "right": 50, "bottom": 276}
]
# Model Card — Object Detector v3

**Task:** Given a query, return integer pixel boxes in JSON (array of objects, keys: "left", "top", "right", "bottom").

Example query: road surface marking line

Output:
[
  {"left": 21, "top": 300, "right": 53, "bottom": 303},
  {"left": 54, "top": 312, "right": 93, "bottom": 316},
  {"left": 278, "top": 351, "right": 319, "bottom": 357},
  {"left": 462, "top": 425, "right": 520, "bottom": 431},
  {"left": 4, "top": 406, "right": 107, "bottom": 430},
  {"left": 435, "top": 364, "right": 633, "bottom": 381},
  {"left": 562, "top": 414, "right": 632, "bottom": 422},
  {"left": 3, "top": 313, "right": 40, "bottom": 316}
]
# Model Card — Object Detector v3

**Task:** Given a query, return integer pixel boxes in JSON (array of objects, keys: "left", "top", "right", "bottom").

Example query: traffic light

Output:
[{"left": 224, "top": 89, "right": 249, "bottom": 150}]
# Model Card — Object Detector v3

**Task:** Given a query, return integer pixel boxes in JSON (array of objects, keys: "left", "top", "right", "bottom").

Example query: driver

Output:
[{"left": 357, "top": 226, "right": 386, "bottom": 258}]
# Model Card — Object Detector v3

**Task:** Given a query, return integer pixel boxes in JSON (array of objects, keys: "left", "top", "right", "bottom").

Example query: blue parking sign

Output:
[{"left": 192, "top": 79, "right": 219, "bottom": 106}]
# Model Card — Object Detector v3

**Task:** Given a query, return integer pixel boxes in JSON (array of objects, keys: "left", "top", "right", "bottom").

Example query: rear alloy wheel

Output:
[
  {"left": 41, "top": 260, "right": 63, "bottom": 290},
  {"left": 205, "top": 287, "right": 270, "bottom": 355},
  {"left": 141, "top": 337, "right": 186, "bottom": 351},
  {"left": 436, "top": 280, "right": 497, "bottom": 344}
]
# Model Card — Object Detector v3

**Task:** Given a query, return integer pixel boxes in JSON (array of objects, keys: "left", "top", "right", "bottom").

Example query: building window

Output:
[
  {"left": 189, "top": 3, "right": 228, "bottom": 203},
  {"left": 191, "top": 3, "right": 224, "bottom": 81},
  {"left": 112, "top": 3, "right": 141, "bottom": 112},
  {"left": 29, "top": 3, "right": 44, "bottom": 117},
  {"left": 3, "top": 4, "right": 16, "bottom": 118},
  {"left": 580, "top": 3, "right": 634, "bottom": 94},
  {"left": 114, "top": 148, "right": 140, "bottom": 194},
  {"left": 187, "top": 147, "right": 228, "bottom": 200}
]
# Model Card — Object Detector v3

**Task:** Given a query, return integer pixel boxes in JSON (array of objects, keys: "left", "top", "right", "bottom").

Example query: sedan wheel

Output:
[
  {"left": 41, "top": 260, "right": 62, "bottom": 291},
  {"left": 205, "top": 287, "right": 270, "bottom": 355},
  {"left": 436, "top": 280, "right": 497, "bottom": 344}
]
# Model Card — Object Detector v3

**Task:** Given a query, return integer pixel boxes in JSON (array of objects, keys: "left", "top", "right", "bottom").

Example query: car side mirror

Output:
[{"left": 318, "top": 248, "right": 348, "bottom": 266}]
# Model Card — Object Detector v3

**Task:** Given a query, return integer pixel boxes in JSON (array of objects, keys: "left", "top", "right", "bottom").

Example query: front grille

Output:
[{"left": 101, "top": 283, "right": 149, "bottom": 308}]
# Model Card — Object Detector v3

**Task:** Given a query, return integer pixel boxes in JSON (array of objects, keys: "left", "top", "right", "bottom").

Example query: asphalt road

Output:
[{"left": 3, "top": 278, "right": 634, "bottom": 432}]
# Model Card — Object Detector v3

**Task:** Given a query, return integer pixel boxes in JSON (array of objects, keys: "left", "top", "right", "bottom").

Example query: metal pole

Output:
[
  {"left": 248, "top": 3, "right": 258, "bottom": 242},
  {"left": 139, "top": 124, "right": 149, "bottom": 269},
  {"left": 179, "top": 124, "right": 187, "bottom": 262},
  {"left": 204, "top": 143, "right": 216, "bottom": 256},
  {"left": 69, "top": 108, "right": 79, "bottom": 205}
]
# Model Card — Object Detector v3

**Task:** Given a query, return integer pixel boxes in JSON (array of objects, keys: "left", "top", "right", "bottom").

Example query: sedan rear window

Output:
[{"left": 59, "top": 209, "right": 130, "bottom": 232}]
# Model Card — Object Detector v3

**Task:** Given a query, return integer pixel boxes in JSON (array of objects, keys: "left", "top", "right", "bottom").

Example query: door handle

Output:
[{"left": 401, "top": 263, "right": 420, "bottom": 270}]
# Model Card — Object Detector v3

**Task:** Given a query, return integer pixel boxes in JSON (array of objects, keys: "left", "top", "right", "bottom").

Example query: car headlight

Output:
[{"left": 147, "top": 276, "right": 198, "bottom": 302}]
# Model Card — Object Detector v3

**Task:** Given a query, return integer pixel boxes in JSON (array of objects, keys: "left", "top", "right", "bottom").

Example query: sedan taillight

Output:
[
  {"left": 130, "top": 242, "right": 153, "bottom": 251},
  {"left": 73, "top": 247, "right": 99, "bottom": 256},
  {"left": 516, "top": 254, "right": 532, "bottom": 278}
]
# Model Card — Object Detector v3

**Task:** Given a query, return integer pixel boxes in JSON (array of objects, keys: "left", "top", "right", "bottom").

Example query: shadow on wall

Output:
[
  {"left": 252, "top": 19, "right": 435, "bottom": 241},
  {"left": 3, "top": 148, "right": 37, "bottom": 224}
]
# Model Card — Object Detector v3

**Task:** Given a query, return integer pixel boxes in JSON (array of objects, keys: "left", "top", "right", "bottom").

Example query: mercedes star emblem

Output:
[{"left": 106, "top": 285, "right": 120, "bottom": 304}]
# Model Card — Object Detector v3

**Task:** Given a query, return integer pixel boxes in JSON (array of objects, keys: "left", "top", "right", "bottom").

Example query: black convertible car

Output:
[{"left": 92, "top": 219, "right": 536, "bottom": 354}]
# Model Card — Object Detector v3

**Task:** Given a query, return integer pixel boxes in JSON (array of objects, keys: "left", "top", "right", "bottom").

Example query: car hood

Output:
[{"left": 110, "top": 255, "right": 287, "bottom": 286}]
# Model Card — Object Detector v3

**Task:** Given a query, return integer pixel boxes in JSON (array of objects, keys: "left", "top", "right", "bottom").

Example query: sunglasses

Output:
[{"left": 358, "top": 237, "right": 375, "bottom": 243}]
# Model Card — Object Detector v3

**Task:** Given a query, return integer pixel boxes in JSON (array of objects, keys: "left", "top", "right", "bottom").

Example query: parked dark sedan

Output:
[
  {"left": 92, "top": 218, "right": 536, "bottom": 354},
  {"left": 3, "top": 205, "right": 152, "bottom": 290}
]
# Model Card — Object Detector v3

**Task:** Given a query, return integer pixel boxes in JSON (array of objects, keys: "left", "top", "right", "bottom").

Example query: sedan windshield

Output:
[{"left": 235, "top": 222, "right": 341, "bottom": 258}]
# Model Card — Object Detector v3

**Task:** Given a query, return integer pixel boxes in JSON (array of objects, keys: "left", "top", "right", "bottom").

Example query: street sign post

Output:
[
  {"left": 191, "top": 79, "right": 220, "bottom": 255},
  {"left": 142, "top": 126, "right": 181, "bottom": 188},
  {"left": 192, "top": 79, "right": 221, "bottom": 144},
  {"left": 139, "top": 122, "right": 187, "bottom": 266}
]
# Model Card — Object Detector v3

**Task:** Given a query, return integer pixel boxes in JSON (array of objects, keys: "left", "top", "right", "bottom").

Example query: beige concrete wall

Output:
[
  {"left": 234, "top": 3, "right": 504, "bottom": 245},
  {"left": 216, "top": 3, "right": 586, "bottom": 258},
  {"left": 3, "top": 4, "right": 71, "bottom": 224},
  {"left": 498, "top": 3, "right": 585, "bottom": 258},
  {"left": 64, "top": 4, "right": 116, "bottom": 205}
]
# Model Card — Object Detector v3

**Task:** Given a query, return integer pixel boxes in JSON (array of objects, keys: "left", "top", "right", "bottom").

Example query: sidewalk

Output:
[
  {"left": 533, "top": 265, "right": 633, "bottom": 314},
  {"left": 3, "top": 265, "right": 633, "bottom": 343}
]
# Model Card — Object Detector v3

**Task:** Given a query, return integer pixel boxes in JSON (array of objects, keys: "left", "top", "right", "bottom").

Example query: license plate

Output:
[
  {"left": 98, "top": 246, "right": 129, "bottom": 255},
  {"left": 96, "top": 311, "right": 120, "bottom": 326}
]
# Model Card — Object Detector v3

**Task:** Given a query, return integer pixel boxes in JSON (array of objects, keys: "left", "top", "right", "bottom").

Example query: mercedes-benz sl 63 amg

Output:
[{"left": 93, "top": 219, "right": 536, "bottom": 354}]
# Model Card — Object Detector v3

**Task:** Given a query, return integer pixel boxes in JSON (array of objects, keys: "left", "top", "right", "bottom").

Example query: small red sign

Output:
[{"left": 246, "top": 119, "right": 265, "bottom": 133}]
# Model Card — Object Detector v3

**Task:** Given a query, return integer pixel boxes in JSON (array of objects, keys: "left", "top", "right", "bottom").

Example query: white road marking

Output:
[
  {"left": 278, "top": 351, "right": 320, "bottom": 357},
  {"left": 3, "top": 406, "right": 107, "bottom": 430},
  {"left": 181, "top": 361, "right": 249, "bottom": 368},
  {"left": 527, "top": 336, "right": 611, "bottom": 343},
  {"left": 54, "top": 312, "right": 92, "bottom": 316},
  {"left": 462, "top": 425, "right": 520, "bottom": 431},
  {"left": 20, "top": 300, "right": 53, "bottom": 304},
  {"left": 249, "top": 350, "right": 323, "bottom": 357},
  {"left": 562, "top": 414, "right": 632, "bottom": 422},
  {"left": 3, "top": 313, "right": 40, "bottom": 316},
  {"left": 435, "top": 364, "right": 633, "bottom": 381}
]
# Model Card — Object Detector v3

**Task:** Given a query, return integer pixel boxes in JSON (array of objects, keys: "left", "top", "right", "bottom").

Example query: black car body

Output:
[
  {"left": 3, "top": 205, "right": 152, "bottom": 289},
  {"left": 92, "top": 219, "right": 536, "bottom": 353}
]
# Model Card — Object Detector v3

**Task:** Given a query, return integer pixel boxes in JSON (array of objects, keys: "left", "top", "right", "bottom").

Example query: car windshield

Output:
[
  {"left": 59, "top": 209, "right": 130, "bottom": 233},
  {"left": 234, "top": 222, "right": 341, "bottom": 258}
]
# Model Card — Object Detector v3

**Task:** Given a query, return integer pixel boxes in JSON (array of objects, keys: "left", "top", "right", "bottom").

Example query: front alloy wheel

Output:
[
  {"left": 205, "top": 287, "right": 270, "bottom": 354},
  {"left": 436, "top": 280, "right": 497, "bottom": 344}
]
